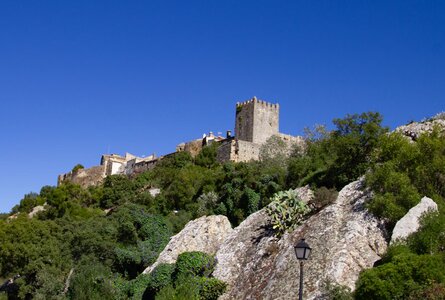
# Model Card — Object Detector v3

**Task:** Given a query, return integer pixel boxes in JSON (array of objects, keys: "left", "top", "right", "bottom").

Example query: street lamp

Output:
[{"left": 294, "top": 239, "right": 311, "bottom": 300}]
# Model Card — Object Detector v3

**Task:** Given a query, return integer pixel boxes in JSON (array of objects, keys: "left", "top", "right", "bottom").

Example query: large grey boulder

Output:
[
  {"left": 390, "top": 196, "right": 438, "bottom": 244},
  {"left": 213, "top": 179, "right": 387, "bottom": 300},
  {"left": 142, "top": 215, "right": 232, "bottom": 274}
]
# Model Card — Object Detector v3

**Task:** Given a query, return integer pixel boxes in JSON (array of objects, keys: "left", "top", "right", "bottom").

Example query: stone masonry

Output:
[
  {"left": 235, "top": 97, "right": 279, "bottom": 144},
  {"left": 217, "top": 97, "right": 303, "bottom": 162},
  {"left": 58, "top": 97, "right": 304, "bottom": 186}
]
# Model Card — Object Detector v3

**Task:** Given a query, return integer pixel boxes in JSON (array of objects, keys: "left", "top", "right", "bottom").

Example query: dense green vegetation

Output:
[
  {"left": 288, "top": 112, "right": 388, "bottom": 189},
  {"left": 354, "top": 126, "right": 445, "bottom": 299},
  {"left": 0, "top": 203, "right": 171, "bottom": 299},
  {"left": 1, "top": 111, "right": 444, "bottom": 299}
]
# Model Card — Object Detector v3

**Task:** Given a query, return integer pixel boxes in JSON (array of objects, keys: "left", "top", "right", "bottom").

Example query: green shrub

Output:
[
  {"left": 174, "top": 252, "right": 216, "bottom": 280},
  {"left": 355, "top": 252, "right": 445, "bottom": 300},
  {"left": 365, "top": 129, "right": 445, "bottom": 229},
  {"left": 195, "top": 277, "right": 226, "bottom": 300},
  {"left": 407, "top": 212, "right": 445, "bottom": 255},
  {"left": 322, "top": 280, "right": 353, "bottom": 300},
  {"left": 154, "top": 276, "right": 225, "bottom": 300},
  {"left": 407, "top": 282, "right": 445, "bottom": 300},
  {"left": 259, "top": 135, "right": 290, "bottom": 170},
  {"left": 110, "top": 204, "right": 172, "bottom": 277},
  {"left": 71, "top": 164, "right": 84, "bottom": 173},
  {"left": 242, "top": 188, "right": 260, "bottom": 215},
  {"left": 13, "top": 192, "right": 45, "bottom": 213},
  {"left": 143, "top": 263, "right": 175, "bottom": 299},
  {"left": 114, "top": 245, "right": 143, "bottom": 278},
  {"left": 195, "top": 191, "right": 219, "bottom": 217},
  {"left": 155, "top": 281, "right": 199, "bottom": 300},
  {"left": 68, "top": 259, "right": 117, "bottom": 300},
  {"left": 266, "top": 189, "right": 311, "bottom": 237},
  {"left": 288, "top": 112, "right": 387, "bottom": 189},
  {"left": 366, "top": 162, "right": 420, "bottom": 227},
  {"left": 311, "top": 187, "right": 338, "bottom": 210},
  {"left": 166, "top": 210, "right": 193, "bottom": 234},
  {"left": 100, "top": 175, "right": 138, "bottom": 208},
  {"left": 138, "top": 216, "right": 171, "bottom": 261},
  {"left": 195, "top": 144, "right": 219, "bottom": 168},
  {"left": 356, "top": 210, "right": 445, "bottom": 300},
  {"left": 126, "top": 273, "right": 151, "bottom": 299}
]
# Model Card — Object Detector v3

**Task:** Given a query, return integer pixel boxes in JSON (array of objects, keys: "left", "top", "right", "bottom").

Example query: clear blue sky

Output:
[{"left": 1, "top": 1, "right": 444, "bottom": 213}]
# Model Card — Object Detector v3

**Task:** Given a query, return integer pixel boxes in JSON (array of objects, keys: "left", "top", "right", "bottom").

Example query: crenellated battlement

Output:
[
  {"left": 236, "top": 96, "right": 279, "bottom": 110},
  {"left": 235, "top": 96, "right": 280, "bottom": 144},
  {"left": 59, "top": 96, "right": 301, "bottom": 186}
]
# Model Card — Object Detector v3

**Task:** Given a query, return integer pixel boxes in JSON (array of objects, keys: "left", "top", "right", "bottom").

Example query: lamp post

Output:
[{"left": 294, "top": 238, "right": 311, "bottom": 300}]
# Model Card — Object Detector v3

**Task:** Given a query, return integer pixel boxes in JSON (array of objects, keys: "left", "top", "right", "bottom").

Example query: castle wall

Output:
[
  {"left": 235, "top": 101, "right": 255, "bottom": 142},
  {"left": 58, "top": 97, "right": 303, "bottom": 186},
  {"left": 236, "top": 140, "right": 262, "bottom": 162},
  {"left": 277, "top": 133, "right": 306, "bottom": 153},
  {"left": 217, "top": 139, "right": 236, "bottom": 162},
  {"left": 235, "top": 97, "right": 279, "bottom": 144},
  {"left": 101, "top": 154, "right": 128, "bottom": 176},
  {"left": 216, "top": 139, "right": 262, "bottom": 162},
  {"left": 183, "top": 139, "right": 203, "bottom": 157},
  {"left": 58, "top": 165, "right": 106, "bottom": 188},
  {"left": 252, "top": 101, "right": 279, "bottom": 144},
  {"left": 110, "top": 161, "right": 124, "bottom": 175},
  {"left": 130, "top": 158, "right": 159, "bottom": 175},
  {"left": 125, "top": 154, "right": 157, "bottom": 175}
]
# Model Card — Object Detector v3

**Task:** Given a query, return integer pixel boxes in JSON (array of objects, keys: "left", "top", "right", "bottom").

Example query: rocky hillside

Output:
[
  {"left": 145, "top": 180, "right": 388, "bottom": 299},
  {"left": 3, "top": 112, "right": 444, "bottom": 299},
  {"left": 395, "top": 114, "right": 445, "bottom": 141},
  {"left": 215, "top": 179, "right": 388, "bottom": 300}
]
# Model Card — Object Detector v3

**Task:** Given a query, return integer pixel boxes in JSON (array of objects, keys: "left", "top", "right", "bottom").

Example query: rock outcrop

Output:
[
  {"left": 213, "top": 179, "right": 387, "bottom": 300},
  {"left": 28, "top": 205, "right": 45, "bottom": 218},
  {"left": 142, "top": 215, "right": 232, "bottom": 274},
  {"left": 294, "top": 185, "right": 314, "bottom": 203},
  {"left": 390, "top": 196, "right": 438, "bottom": 244},
  {"left": 395, "top": 119, "right": 445, "bottom": 141}
]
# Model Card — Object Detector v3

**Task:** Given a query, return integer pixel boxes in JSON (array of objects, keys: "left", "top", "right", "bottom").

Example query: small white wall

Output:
[{"left": 111, "top": 162, "right": 123, "bottom": 175}]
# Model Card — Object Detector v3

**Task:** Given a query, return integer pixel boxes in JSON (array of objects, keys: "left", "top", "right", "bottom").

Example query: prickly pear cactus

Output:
[{"left": 266, "top": 189, "right": 311, "bottom": 237}]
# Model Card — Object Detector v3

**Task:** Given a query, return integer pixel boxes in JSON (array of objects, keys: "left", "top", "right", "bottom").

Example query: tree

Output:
[
  {"left": 195, "top": 144, "right": 219, "bottom": 168},
  {"left": 288, "top": 112, "right": 387, "bottom": 189},
  {"left": 71, "top": 164, "right": 84, "bottom": 173},
  {"left": 259, "top": 135, "right": 291, "bottom": 169}
]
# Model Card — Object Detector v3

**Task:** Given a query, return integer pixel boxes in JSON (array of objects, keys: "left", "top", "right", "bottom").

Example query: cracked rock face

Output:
[
  {"left": 213, "top": 179, "right": 388, "bottom": 300},
  {"left": 142, "top": 215, "right": 232, "bottom": 274}
]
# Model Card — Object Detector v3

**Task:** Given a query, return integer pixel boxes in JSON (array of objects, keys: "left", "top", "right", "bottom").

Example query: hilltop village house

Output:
[{"left": 58, "top": 97, "right": 303, "bottom": 187}]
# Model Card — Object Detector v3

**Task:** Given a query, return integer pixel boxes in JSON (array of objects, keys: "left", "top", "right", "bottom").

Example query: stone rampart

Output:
[
  {"left": 216, "top": 139, "right": 262, "bottom": 162},
  {"left": 58, "top": 97, "right": 303, "bottom": 184},
  {"left": 216, "top": 139, "right": 235, "bottom": 162},
  {"left": 183, "top": 139, "right": 203, "bottom": 157},
  {"left": 236, "top": 140, "right": 262, "bottom": 162},
  {"left": 130, "top": 158, "right": 159, "bottom": 175},
  {"left": 58, "top": 165, "right": 106, "bottom": 188}
]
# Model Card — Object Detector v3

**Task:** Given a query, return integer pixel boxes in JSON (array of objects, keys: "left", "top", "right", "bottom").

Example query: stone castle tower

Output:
[
  {"left": 59, "top": 96, "right": 302, "bottom": 187},
  {"left": 235, "top": 97, "right": 279, "bottom": 144}
]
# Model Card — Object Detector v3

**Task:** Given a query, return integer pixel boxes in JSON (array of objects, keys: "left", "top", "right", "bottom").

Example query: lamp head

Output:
[{"left": 294, "top": 238, "right": 311, "bottom": 260}]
